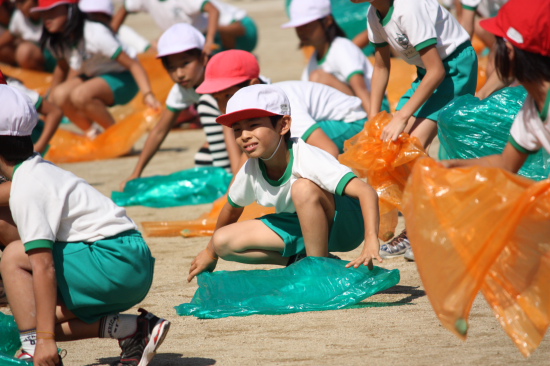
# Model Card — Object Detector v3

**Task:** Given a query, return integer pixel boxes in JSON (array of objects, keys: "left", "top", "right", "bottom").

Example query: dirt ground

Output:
[{"left": 4, "top": 0, "right": 550, "bottom": 365}]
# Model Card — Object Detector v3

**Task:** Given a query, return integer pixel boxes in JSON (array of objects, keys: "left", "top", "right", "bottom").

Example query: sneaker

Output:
[
  {"left": 379, "top": 230, "right": 410, "bottom": 258},
  {"left": 404, "top": 247, "right": 415, "bottom": 262},
  {"left": 114, "top": 308, "right": 170, "bottom": 366}
]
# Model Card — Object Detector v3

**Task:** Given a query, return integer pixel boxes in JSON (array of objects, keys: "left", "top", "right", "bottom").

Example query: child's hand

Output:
[
  {"left": 34, "top": 338, "right": 60, "bottom": 366},
  {"left": 143, "top": 92, "right": 162, "bottom": 110},
  {"left": 187, "top": 248, "right": 218, "bottom": 282},
  {"left": 381, "top": 113, "right": 409, "bottom": 142},
  {"left": 346, "top": 238, "right": 382, "bottom": 270}
]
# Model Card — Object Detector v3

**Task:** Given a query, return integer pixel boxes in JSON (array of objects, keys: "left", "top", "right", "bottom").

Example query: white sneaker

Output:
[{"left": 404, "top": 247, "right": 415, "bottom": 261}]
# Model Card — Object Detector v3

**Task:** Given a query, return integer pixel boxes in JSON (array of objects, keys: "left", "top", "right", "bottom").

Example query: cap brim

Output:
[
  {"left": 216, "top": 109, "right": 279, "bottom": 127},
  {"left": 479, "top": 17, "right": 506, "bottom": 38},
  {"left": 156, "top": 46, "right": 198, "bottom": 59},
  {"left": 31, "top": 2, "right": 73, "bottom": 12},
  {"left": 196, "top": 76, "right": 251, "bottom": 94},
  {"left": 281, "top": 16, "right": 320, "bottom": 29}
]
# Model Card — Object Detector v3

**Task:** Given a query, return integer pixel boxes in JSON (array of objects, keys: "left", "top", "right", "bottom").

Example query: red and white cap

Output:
[
  {"left": 157, "top": 23, "right": 205, "bottom": 58},
  {"left": 216, "top": 84, "right": 291, "bottom": 127},
  {"left": 281, "top": 0, "right": 331, "bottom": 28},
  {"left": 79, "top": 0, "right": 114, "bottom": 16},
  {"left": 31, "top": 0, "right": 78, "bottom": 12},
  {"left": 480, "top": 0, "right": 550, "bottom": 57},
  {"left": 196, "top": 50, "right": 260, "bottom": 94},
  {"left": 0, "top": 85, "right": 38, "bottom": 137}
]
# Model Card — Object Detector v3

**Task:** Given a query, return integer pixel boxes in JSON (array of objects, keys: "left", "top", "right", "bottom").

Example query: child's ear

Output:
[
  {"left": 249, "top": 78, "right": 261, "bottom": 85},
  {"left": 280, "top": 115, "right": 291, "bottom": 136}
]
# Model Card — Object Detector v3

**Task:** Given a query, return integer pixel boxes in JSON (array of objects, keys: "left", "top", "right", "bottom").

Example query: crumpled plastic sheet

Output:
[
  {"left": 338, "top": 111, "right": 427, "bottom": 240},
  {"left": 0, "top": 312, "right": 28, "bottom": 365},
  {"left": 438, "top": 86, "right": 550, "bottom": 181},
  {"left": 176, "top": 257, "right": 400, "bottom": 319},
  {"left": 112, "top": 167, "right": 232, "bottom": 208},
  {"left": 141, "top": 195, "right": 276, "bottom": 237},
  {"left": 402, "top": 157, "right": 550, "bottom": 357}
]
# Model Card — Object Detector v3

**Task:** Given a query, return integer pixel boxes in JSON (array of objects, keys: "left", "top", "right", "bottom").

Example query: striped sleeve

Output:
[{"left": 197, "top": 94, "right": 231, "bottom": 172}]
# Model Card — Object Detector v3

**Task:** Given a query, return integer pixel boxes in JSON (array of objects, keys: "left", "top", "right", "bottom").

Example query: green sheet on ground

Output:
[
  {"left": 176, "top": 257, "right": 400, "bottom": 319},
  {"left": 0, "top": 312, "right": 29, "bottom": 365}
]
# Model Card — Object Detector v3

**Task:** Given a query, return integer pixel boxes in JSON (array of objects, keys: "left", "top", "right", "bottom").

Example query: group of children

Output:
[{"left": 0, "top": 0, "right": 549, "bottom": 364}]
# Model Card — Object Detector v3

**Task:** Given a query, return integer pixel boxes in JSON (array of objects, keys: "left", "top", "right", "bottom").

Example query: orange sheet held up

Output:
[
  {"left": 338, "top": 112, "right": 427, "bottom": 240},
  {"left": 402, "top": 158, "right": 550, "bottom": 357},
  {"left": 141, "top": 195, "right": 276, "bottom": 238}
]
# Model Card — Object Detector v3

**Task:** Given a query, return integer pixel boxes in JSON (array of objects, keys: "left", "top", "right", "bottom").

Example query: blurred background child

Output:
[{"left": 0, "top": 0, "right": 16, "bottom": 65}]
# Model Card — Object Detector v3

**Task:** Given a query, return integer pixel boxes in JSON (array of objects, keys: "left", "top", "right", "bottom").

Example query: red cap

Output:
[
  {"left": 196, "top": 50, "right": 260, "bottom": 94},
  {"left": 0, "top": 69, "right": 6, "bottom": 85},
  {"left": 31, "top": 0, "right": 78, "bottom": 12},
  {"left": 480, "top": 0, "right": 550, "bottom": 57}
]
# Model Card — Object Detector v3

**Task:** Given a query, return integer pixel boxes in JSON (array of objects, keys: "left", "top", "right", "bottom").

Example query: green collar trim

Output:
[
  {"left": 537, "top": 89, "right": 550, "bottom": 121},
  {"left": 317, "top": 43, "right": 332, "bottom": 65},
  {"left": 258, "top": 141, "right": 294, "bottom": 186},
  {"left": 376, "top": 1, "right": 394, "bottom": 26}
]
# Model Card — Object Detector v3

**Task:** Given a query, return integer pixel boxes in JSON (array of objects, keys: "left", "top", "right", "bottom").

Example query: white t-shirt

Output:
[
  {"left": 367, "top": 0, "right": 470, "bottom": 68},
  {"left": 509, "top": 94, "right": 550, "bottom": 155},
  {"left": 275, "top": 81, "right": 367, "bottom": 138},
  {"left": 165, "top": 83, "right": 200, "bottom": 112},
  {"left": 62, "top": 20, "right": 127, "bottom": 76},
  {"left": 228, "top": 138, "right": 356, "bottom": 213},
  {"left": 10, "top": 154, "right": 137, "bottom": 246},
  {"left": 118, "top": 24, "right": 150, "bottom": 54},
  {"left": 301, "top": 37, "right": 373, "bottom": 90},
  {"left": 461, "top": 0, "right": 508, "bottom": 17},
  {"left": 8, "top": 10, "right": 42, "bottom": 43},
  {"left": 124, "top": 0, "right": 246, "bottom": 32}
]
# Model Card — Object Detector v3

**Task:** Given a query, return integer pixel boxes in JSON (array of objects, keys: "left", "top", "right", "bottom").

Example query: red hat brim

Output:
[
  {"left": 479, "top": 17, "right": 506, "bottom": 39},
  {"left": 31, "top": 0, "right": 76, "bottom": 13},
  {"left": 196, "top": 76, "right": 251, "bottom": 94},
  {"left": 216, "top": 109, "right": 279, "bottom": 127}
]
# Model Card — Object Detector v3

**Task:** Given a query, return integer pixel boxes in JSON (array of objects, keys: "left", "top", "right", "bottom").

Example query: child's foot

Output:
[
  {"left": 115, "top": 308, "right": 171, "bottom": 366},
  {"left": 379, "top": 230, "right": 410, "bottom": 258},
  {"left": 404, "top": 247, "right": 415, "bottom": 262}
]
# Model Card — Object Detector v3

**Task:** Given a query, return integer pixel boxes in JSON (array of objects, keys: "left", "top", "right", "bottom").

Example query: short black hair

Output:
[
  {"left": 40, "top": 4, "right": 85, "bottom": 58},
  {"left": 494, "top": 37, "right": 550, "bottom": 83},
  {"left": 0, "top": 136, "right": 33, "bottom": 165},
  {"left": 269, "top": 115, "right": 291, "bottom": 142},
  {"left": 321, "top": 16, "right": 347, "bottom": 44},
  {"left": 160, "top": 48, "right": 203, "bottom": 70}
]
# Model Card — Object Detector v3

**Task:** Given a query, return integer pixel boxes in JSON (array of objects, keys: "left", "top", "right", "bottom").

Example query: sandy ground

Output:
[{"left": 3, "top": 0, "right": 550, "bottom": 365}]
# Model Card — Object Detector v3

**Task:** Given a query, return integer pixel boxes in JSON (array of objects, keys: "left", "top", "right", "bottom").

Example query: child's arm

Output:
[
  {"left": 352, "top": 30, "right": 370, "bottom": 50},
  {"left": 27, "top": 248, "right": 60, "bottom": 366},
  {"left": 33, "top": 99, "right": 63, "bottom": 154},
  {"left": 115, "top": 51, "right": 161, "bottom": 109},
  {"left": 120, "top": 108, "right": 179, "bottom": 190},
  {"left": 187, "top": 202, "right": 244, "bottom": 282},
  {"left": 348, "top": 73, "right": 372, "bottom": 117},
  {"left": 370, "top": 45, "right": 391, "bottom": 117},
  {"left": 382, "top": 45, "right": 445, "bottom": 141},
  {"left": 443, "top": 142, "right": 529, "bottom": 173},
  {"left": 111, "top": 6, "right": 129, "bottom": 33},
  {"left": 459, "top": 7, "right": 476, "bottom": 39},
  {"left": 0, "top": 181, "right": 10, "bottom": 206},
  {"left": 49, "top": 59, "right": 70, "bottom": 92},
  {"left": 342, "top": 178, "right": 383, "bottom": 270},
  {"left": 0, "top": 30, "right": 14, "bottom": 48},
  {"left": 201, "top": 1, "right": 220, "bottom": 55}
]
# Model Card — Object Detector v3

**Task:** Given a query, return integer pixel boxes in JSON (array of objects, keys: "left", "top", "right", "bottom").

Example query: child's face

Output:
[
  {"left": 164, "top": 52, "right": 205, "bottom": 89},
  {"left": 212, "top": 85, "right": 243, "bottom": 114},
  {"left": 41, "top": 5, "right": 68, "bottom": 33},
  {"left": 232, "top": 117, "right": 285, "bottom": 159},
  {"left": 295, "top": 20, "right": 326, "bottom": 47}
]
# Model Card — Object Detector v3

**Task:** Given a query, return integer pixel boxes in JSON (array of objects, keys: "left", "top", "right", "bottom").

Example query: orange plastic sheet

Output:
[
  {"left": 402, "top": 158, "right": 550, "bottom": 357},
  {"left": 338, "top": 112, "right": 427, "bottom": 240},
  {"left": 141, "top": 195, "right": 276, "bottom": 237}
]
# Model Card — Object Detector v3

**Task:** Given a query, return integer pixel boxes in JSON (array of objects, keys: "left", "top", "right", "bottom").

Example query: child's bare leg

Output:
[
  {"left": 0, "top": 206, "right": 20, "bottom": 247},
  {"left": 14, "top": 42, "right": 46, "bottom": 71},
  {"left": 291, "top": 178, "right": 335, "bottom": 257},
  {"left": 50, "top": 78, "right": 95, "bottom": 131},
  {"left": 212, "top": 220, "right": 287, "bottom": 265},
  {"left": 404, "top": 116, "right": 438, "bottom": 152},
  {"left": 308, "top": 69, "right": 354, "bottom": 96},
  {"left": 70, "top": 78, "right": 116, "bottom": 130},
  {"left": 218, "top": 22, "right": 246, "bottom": 50},
  {"left": 55, "top": 304, "right": 101, "bottom": 341}
]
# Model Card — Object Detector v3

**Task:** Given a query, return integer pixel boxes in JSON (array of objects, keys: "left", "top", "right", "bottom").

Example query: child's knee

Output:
[
  {"left": 0, "top": 241, "right": 24, "bottom": 274},
  {"left": 291, "top": 178, "right": 323, "bottom": 205},
  {"left": 70, "top": 87, "right": 91, "bottom": 109},
  {"left": 211, "top": 227, "right": 234, "bottom": 258},
  {"left": 50, "top": 85, "right": 71, "bottom": 106},
  {"left": 14, "top": 43, "right": 41, "bottom": 65}
]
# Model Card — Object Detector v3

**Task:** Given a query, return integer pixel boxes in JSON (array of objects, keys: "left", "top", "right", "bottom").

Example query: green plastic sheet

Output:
[
  {"left": 438, "top": 86, "right": 550, "bottom": 181},
  {"left": 0, "top": 313, "right": 30, "bottom": 365},
  {"left": 112, "top": 167, "right": 232, "bottom": 208},
  {"left": 176, "top": 257, "right": 400, "bottom": 319}
]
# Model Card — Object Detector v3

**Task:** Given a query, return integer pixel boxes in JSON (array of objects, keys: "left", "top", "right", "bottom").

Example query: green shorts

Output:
[
  {"left": 302, "top": 118, "right": 366, "bottom": 153},
  {"left": 43, "top": 48, "right": 57, "bottom": 73},
  {"left": 81, "top": 70, "right": 138, "bottom": 106},
  {"left": 53, "top": 230, "right": 155, "bottom": 323},
  {"left": 396, "top": 42, "right": 478, "bottom": 121},
  {"left": 215, "top": 16, "right": 258, "bottom": 53},
  {"left": 260, "top": 194, "right": 365, "bottom": 257}
]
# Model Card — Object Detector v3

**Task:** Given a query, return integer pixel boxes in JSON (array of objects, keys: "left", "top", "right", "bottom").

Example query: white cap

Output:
[
  {"left": 0, "top": 85, "right": 38, "bottom": 137},
  {"left": 216, "top": 84, "right": 291, "bottom": 127},
  {"left": 157, "top": 23, "right": 205, "bottom": 58},
  {"left": 79, "top": 0, "right": 114, "bottom": 16},
  {"left": 281, "top": 0, "right": 331, "bottom": 28}
]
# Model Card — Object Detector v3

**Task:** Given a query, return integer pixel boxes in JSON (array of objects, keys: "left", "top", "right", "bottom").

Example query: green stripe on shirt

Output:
[
  {"left": 25, "top": 239, "right": 54, "bottom": 252},
  {"left": 346, "top": 71, "right": 364, "bottom": 83},
  {"left": 111, "top": 46, "right": 123, "bottom": 60},
  {"left": 415, "top": 38, "right": 437, "bottom": 52},
  {"left": 508, "top": 135, "right": 539, "bottom": 155},
  {"left": 201, "top": 0, "right": 210, "bottom": 12},
  {"left": 462, "top": 4, "right": 477, "bottom": 10},
  {"left": 335, "top": 172, "right": 357, "bottom": 196},
  {"left": 228, "top": 195, "right": 243, "bottom": 208},
  {"left": 373, "top": 42, "right": 389, "bottom": 48}
]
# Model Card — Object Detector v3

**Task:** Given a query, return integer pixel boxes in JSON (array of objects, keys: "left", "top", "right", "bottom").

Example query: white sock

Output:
[
  {"left": 19, "top": 329, "right": 36, "bottom": 356},
  {"left": 99, "top": 314, "right": 138, "bottom": 339}
]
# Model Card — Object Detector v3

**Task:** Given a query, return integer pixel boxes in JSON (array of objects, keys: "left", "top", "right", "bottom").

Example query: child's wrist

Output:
[{"left": 206, "top": 246, "right": 218, "bottom": 260}]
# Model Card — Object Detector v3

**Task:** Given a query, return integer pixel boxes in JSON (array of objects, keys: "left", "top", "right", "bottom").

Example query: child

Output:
[
  {"left": 283, "top": 0, "right": 375, "bottom": 116},
  {"left": 120, "top": 23, "right": 230, "bottom": 190},
  {"left": 112, "top": 0, "right": 258, "bottom": 55},
  {"left": 444, "top": 0, "right": 550, "bottom": 172},
  {"left": 0, "top": 0, "right": 17, "bottom": 65},
  {"left": 352, "top": 0, "right": 478, "bottom": 259},
  {"left": 187, "top": 84, "right": 382, "bottom": 281},
  {"left": 196, "top": 49, "right": 369, "bottom": 172},
  {"left": 0, "top": 85, "right": 170, "bottom": 366},
  {"left": 34, "top": 0, "right": 160, "bottom": 138}
]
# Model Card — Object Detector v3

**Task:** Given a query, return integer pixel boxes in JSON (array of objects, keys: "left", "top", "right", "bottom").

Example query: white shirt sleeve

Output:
[
  {"left": 227, "top": 161, "right": 257, "bottom": 207},
  {"left": 461, "top": 0, "right": 482, "bottom": 9},
  {"left": 88, "top": 22, "right": 123, "bottom": 59},
  {"left": 330, "top": 38, "right": 368, "bottom": 81},
  {"left": 367, "top": 8, "right": 387, "bottom": 45},
  {"left": 124, "top": 0, "right": 146, "bottom": 12},
  {"left": 509, "top": 100, "right": 541, "bottom": 153},
  {"left": 399, "top": 1, "right": 438, "bottom": 50},
  {"left": 165, "top": 84, "right": 199, "bottom": 112}
]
